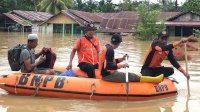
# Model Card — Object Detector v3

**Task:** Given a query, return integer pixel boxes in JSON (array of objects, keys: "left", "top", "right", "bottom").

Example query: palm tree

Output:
[
  {"left": 38, "top": 0, "right": 72, "bottom": 14},
  {"left": 175, "top": 0, "right": 178, "bottom": 10}
]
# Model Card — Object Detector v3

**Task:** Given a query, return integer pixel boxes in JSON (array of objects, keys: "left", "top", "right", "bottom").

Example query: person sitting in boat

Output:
[
  {"left": 66, "top": 22, "right": 100, "bottom": 78},
  {"left": 98, "top": 33, "right": 163, "bottom": 83},
  {"left": 140, "top": 30, "right": 191, "bottom": 79},
  {"left": 20, "top": 34, "right": 54, "bottom": 75}
]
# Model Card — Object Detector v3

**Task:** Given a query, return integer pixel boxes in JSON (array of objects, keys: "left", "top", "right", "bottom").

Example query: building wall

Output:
[
  {"left": 32, "top": 22, "right": 40, "bottom": 33},
  {"left": 173, "top": 13, "right": 200, "bottom": 22},
  {"left": 39, "top": 13, "right": 80, "bottom": 33},
  {"left": 47, "top": 13, "right": 77, "bottom": 24},
  {"left": 40, "top": 24, "right": 53, "bottom": 34}
]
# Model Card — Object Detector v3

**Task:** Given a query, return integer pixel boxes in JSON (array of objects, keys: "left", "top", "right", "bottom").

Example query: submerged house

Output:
[
  {"left": 1, "top": 10, "right": 200, "bottom": 37},
  {"left": 39, "top": 9, "right": 103, "bottom": 34},
  {"left": 99, "top": 11, "right": 200, "bottom": 37},
  {"left": 0, "top": 10, "right": 52, "bottom": 32},
  {"left": 99, "top": 11, "right": 181, "bottom": 34},
  {"left": 157, "top": 12, "right": 200, "bottom": 37}
]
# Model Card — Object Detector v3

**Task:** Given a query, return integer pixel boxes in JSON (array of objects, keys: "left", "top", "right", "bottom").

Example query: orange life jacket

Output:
[
  {"left": 75, "top": 36, "right": 100, "bottom": 65},
  {"left": 97, "top": 45, "right": 123, "bottom": 77}
]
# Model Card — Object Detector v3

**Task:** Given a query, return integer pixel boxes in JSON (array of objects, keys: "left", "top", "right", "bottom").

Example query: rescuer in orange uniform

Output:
[
  {"left": 141, "top": 30, "right": 190, "bottom": 79},
  {"left": 98, "top": 33, "right": 163, "bottom": 83},
  {"left": 66, "top": 23, "right": 100, "bottom": 78}
]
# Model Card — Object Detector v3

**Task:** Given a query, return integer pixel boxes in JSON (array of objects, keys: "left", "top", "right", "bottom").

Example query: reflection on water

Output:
[{"left": 0, "top": 32, "right": 200, "bottom": 112}]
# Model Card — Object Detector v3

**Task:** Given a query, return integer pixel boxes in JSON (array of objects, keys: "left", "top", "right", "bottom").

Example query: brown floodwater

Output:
[{"left": 0, "top": 32, "right": 200, "bottom": 112}]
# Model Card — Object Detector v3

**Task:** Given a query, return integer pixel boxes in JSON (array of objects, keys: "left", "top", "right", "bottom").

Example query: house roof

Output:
[
  {"left": 61, "top": 10, "right": 84, "bottom": 25},
  {"left": 99, "top": 28, "right": 133, "bottom": 33},
  {"left": 3, "top": 10, "right": 53, "bottom": 26},
  {"left": 99, "top": 11, "right": 182, "bottom": 33},
  {"left": 98, "top": 11, "right": 138, "bottom": 33},
  {"left": 40, "top": 9, "right": 105, "bottom": 26},
  {"left": 157, "top": 21, "right": 200, "bottom": 26},
  {"left": 97, "top": 11, "right": 138, "bottom": 19},
  {"left": 167, "top": 11, "right": 200, "bottom": 21},
  {"left": 157, "top": 12, "right": 180, "bottom": 21},
  {"left": 156, "top": 12, "right": 200, "bottom": 26},
  {"left": 68, "top": 9, "right": 103, "bottom": 23},
  {"left": 12, "top": 10, "right": 53, "bottom": 22},
  {"left": 3, "top": 12, "right": 32, "bottom": 26}
]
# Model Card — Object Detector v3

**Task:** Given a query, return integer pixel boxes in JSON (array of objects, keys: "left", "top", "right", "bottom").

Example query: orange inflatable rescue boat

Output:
[{"left": 0, "top": 67, "right": 177, "bottom": 101}]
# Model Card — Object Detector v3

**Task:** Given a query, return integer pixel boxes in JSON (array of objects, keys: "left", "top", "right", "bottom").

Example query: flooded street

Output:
[{"left": 0, "top": 32, "right": 200, "bottom": 112}]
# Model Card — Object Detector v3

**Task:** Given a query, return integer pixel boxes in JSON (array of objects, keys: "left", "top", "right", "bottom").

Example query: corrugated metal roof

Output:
[
  {"left": 62, "top": 10, "right": 85, "bottom": 25},
  {"left": 97, "top": 11, "right": 138, "bottom": 19},
  {"left": 99, "top": 28, "right": 133, "bottom": 33},
  {"left": 99, "top": 18, "right": 137, "bottom": 33},
  {"left": 157, "top": 21, "right": 200, "bottom": 26},
  {"left": 167, "top": 11, "right": 200, "bottom": 21},
  {"left": 99, "top": 12, "right": 181, "bottom": 33},
  {"left": 3, "top": 12, "right": 32, "bottom": 26},
  {"left": 13, "top": 10, "right": 53, "bottom": 22},
  {"left": 157, "top": 12, "right": 180, "bottom": 21},
  {"left": 41, "top": 9, "right": 104, "bottom": 26},
  {"left": 68, "top": 9, "right": 103, "bottom": 23},
  {"left": 99, "top": 12, "right": 138, "bottom": 32},
  {"left": 97, "top": 12, "right": 120, "bottom": 18}
]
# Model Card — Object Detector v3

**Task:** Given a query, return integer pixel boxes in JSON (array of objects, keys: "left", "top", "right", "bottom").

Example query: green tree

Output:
[
  {"left": 194, "top": 29, "right": 200, "bottom": 38},
  {"left": 38, "top": 0, "right": 72, "bottom": 14},
  {"left": 96, "top": 0, "right": 116, "bottom": 12},
  {"left": 136, "top": 3, "right": 162, "bottom": 40},
  {"left": 0, "top": 0, "right": 17, "bottom": 13},
  {"left": 181, "top": 0, "right": 200, "bottom": 14},
  {"left": 73, "top": 0, "right": 116, "bottom": 12},
  {"left": 73, "top": 0, "right": 84, "bottom": 11},
  {"left": 157, "top": 0, "right": 179, "bottom": 11},
  {"left": 119, "top": 0, "right": 133, "bottom": 11},
  {"left": 82, "top": 0, "right": 98, "bottom": 12},
  {"left": 16, "top": 0, "right": 35, "bottom": 11}
]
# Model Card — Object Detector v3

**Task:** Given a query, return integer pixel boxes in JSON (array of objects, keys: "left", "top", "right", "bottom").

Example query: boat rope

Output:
[
  {"left": 168, "top": 77, "right": 179, "bottom": 84},
  {"left": 33, "top": 76, "right": 43, "bottom": 96},
  {"left": 15, "top": 76, "right": 19, "bottom": 94},
  {"left": 90, "top": 83, "right": 96, "bottom": 100}
]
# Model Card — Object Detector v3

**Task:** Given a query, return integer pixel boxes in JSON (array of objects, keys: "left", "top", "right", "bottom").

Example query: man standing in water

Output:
[
  {"left": 141, "top": 30, "right": 191, "bottom": 79},
  {"left": 66, "top": 23, "right": 100, "bottom": 78}
]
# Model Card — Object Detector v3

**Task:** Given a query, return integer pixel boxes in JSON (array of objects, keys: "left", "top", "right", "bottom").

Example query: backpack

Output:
[{"left": 8, "top": 44, "right": 27, "bottom": 71}]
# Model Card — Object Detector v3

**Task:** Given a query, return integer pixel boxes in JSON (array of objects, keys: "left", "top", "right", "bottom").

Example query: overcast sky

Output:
[{"left": 110, "top": 0, "right": 187, "bottom": 5}]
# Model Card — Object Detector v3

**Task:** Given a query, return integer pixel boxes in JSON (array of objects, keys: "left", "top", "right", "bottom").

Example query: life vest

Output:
[
  {"left": 143, "top": 45, "right": 169, "bottom": 68},
  {"left": 95, "top": 47, "right": 107, "bottom": 78},
  {"left": 76, "top": 36, "right": 100, "bottom": 65},
  {"left": 97, "top": 46, "right": 117, "bottom": 77}
]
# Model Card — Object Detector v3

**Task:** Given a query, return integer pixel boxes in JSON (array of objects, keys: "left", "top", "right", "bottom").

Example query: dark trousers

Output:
[
  {"left": 78, "top": 62, "right": 98, "bottom": 78},
  {"left": 141, "top": 66, "right": 174, "bottom": 77}
]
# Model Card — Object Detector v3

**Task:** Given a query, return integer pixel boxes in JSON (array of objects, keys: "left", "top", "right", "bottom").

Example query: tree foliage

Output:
[
  {"left": 37, "top": 0, "right": 72, "bottom": 14},
  {"left": 181, "top": 0, "right": 200, "bottom": 14},
  {"left": 119, "top": 0, "right": 133, "bottom": 11},
  {"left": 97, "top": 0, "right": 116, "bottom": 12},
  {"left": 136, "top": 3, "right": 164, "bottom": 40},
  {"left": 16, "top": 0, "right": 35, "bottom": 11},
  {"left": 194, "top": 29, "right": 200, "bottom": 38},
  {"left": 157, "top": 0, "right": 178, "bottom": 11},
  {"left": 0, "top": 0, "right": 17, "bottom": 13},
  {"left": 2, "top": 0, "right": 200, "bottom": 14},
  {"left": 73, "top": 0, "right": 116, "bottom": 12}
]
